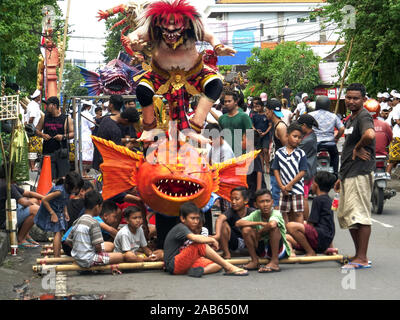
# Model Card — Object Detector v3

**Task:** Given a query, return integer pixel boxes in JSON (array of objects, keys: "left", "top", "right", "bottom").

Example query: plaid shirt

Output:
[{"left": 309, "top": 109, "right": 344, "bottom": 142}]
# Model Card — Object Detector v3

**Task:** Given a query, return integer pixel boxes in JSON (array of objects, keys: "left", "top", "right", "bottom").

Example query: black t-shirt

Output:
[
  {"left": 92, "top": 116, "right": 125, "bottom": 170},
  {"left": 282, "top": 87, "right": 292, "bottom": 100},
  {"left": 42, "top": 114, "right": 68, "bottom": 154},
  {"left": 163, "top": 223, "right": 192, "bottom": 273},
  {"left": 66, "top": 198, "right": 85, "bottom": 229},
  {"left": 308, "top": 194, "right": 335, "bottom": 252},
  {"left": 339, "top": 108, "right": 376, "bottom": 180},
  {"left": 0, "top": 180, "right": 24, "bottom": 228},
  {"left": 223, "top": 207, "right": 255, "bottom": 237}
]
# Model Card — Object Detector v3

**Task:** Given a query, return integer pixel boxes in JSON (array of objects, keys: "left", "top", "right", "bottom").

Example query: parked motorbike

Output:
[
  {"left": 372, "top": 155, "right": 397, "bottom": 215},
  {"left": 316, "top": 143, "right": 334, "bottom": 174}
]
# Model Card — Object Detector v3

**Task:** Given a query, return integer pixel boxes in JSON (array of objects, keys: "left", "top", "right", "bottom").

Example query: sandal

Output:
[
  {"left": 258, "top": 265, "right": 281, "bottom": 273},
  {"left": 27, "top": 238, "right": 40, "bottom": 246}
]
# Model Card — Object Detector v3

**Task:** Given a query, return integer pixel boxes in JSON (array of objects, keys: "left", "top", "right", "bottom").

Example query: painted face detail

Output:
[{"left": 160, "top": 18, "right": 185, "bottom": 48}]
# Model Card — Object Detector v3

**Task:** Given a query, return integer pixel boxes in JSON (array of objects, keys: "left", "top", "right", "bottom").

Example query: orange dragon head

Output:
[{"left": 92, "top": 136, "right": 259, "bottom": 216}]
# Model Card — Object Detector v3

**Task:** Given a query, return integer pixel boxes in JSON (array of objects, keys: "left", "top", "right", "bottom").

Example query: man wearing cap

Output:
[
  {"left": 387, "top": 92, "right": 400, "bottom": 174},
  {"left": 292, "top": 93, "right": 308, "bottom": 121},
  {"left": 26, "top": 90, "right": 44, "bottom": 171},
  {"left": 265, "top": 99, "right": 288, "bottom": 209},
  {"left": 35, "top": 96, "right": 74, "bottom": 180}
]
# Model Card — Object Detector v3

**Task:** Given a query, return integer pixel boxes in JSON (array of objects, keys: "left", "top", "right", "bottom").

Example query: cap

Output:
[
  {"left": 260, "top": 92, "right": 268, "bottom": 102},
  {"left": 43, "top": 96, "right": 60, "bottom": 107},
  {"left": 383, "top": 92, "right": 390, "bottom": 99},
  {"left": 380, "top": 102, "right": 390, "bottom": 111},
  {"left": 30, "top": 89, "right": 41, "bottom": 99},
  {"left": 301, "top": 93, "right": 309, "bottom": 100},
  {"left": 390, "top": 89, "right": 398, "bottom": 96},
  {"left": 267, "top": 99, "right": 284, "bottom": 118},
  {"left": 377, "top": 92, "right": 383, "bottom": 98},
  {"left": 393, "top": 92, "right": 400, "bottom": 99},
  {"left": 297, "top": 114, "right": 319, "bottom": 129}
]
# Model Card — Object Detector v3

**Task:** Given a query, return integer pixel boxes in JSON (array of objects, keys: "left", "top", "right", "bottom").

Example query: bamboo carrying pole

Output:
[
  {"left": 41, "top": 249, "right": 65, "bottom": 256},
  {"left": 33, "top": 255, "right": 348, "bottom": 273},
  {"left": 334, "top": 35, "right": 355, "bottom": 114}
]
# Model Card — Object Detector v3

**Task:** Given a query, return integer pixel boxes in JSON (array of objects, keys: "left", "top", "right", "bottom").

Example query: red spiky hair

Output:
[{"left": 145, "top": 0, "right": 201, "bottom": 27}]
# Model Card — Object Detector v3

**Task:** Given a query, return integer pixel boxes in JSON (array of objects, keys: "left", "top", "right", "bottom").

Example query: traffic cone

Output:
[{"left": 36, "top": 155, "right": 52, "bottom": 195}]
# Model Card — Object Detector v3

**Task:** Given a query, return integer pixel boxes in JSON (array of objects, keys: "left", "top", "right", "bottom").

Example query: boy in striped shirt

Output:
[
  {"left": 271, "top": 123, "right": 308, "bottom": 225},
  {"left": 66, "top": 190, "right": 124, "bottom": 268}
]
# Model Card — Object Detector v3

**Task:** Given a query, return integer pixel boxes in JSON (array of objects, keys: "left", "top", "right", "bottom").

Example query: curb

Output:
[{"left": 0, "top": 231, "right": 10, "bottom": 265}]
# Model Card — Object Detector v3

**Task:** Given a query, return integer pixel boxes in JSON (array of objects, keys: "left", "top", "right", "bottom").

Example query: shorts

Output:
[
  {"left": 228, "top": 231, "right": 246, "bottom": 251},
  {"left": 293, "top": 224, "right": 318, "bottom": 251},
  {"left": 90, "top": 251, "right": 110, "bottom": 267},
  {"left": 279, "top": 194, "right": 304, "bottom": 213},
  {"left": 61, "top": 241, "right": 72, "bottom": 257},
  {"left": 172, "top": 243, "right": 214, "bottom": 275},
  {"left": 337, "top": 173, "right": 373, "bottom": 229},
  {"left": 256, "top": 238, "right": 287, "bottom": 259},
  {"left": 260, "top": 135, "right": 270, "bottom": 150},
  {"left": 17, "top": 204, "right": 31, "bottom": 229},
  {"left": 43, "top": 152, "right": 70, "bottom": 180},
  {"left": 303, "top": 179, "right": 313, "bottom": 199}
]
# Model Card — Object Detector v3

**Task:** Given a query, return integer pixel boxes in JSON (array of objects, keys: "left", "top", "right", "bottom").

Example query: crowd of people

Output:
[{"left": 2, "top": 79, "right": 400, "bottom": 276}]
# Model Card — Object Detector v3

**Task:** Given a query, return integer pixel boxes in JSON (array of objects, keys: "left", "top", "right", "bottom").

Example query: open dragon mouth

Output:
[
  {"left": 154, "top": 179, "right": 203, "bottom": 198},
  {"left": 162, "top": 28, "right": 183, "bottom": 43},
  {"left": 104, "top": 75, "right": 130, "bottom": 94}
]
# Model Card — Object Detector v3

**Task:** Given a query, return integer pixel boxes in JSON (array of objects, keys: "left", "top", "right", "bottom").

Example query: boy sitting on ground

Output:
[
  {"left": 114, "top": 206, "right": 163, "bottom": 262},
  {"left": 286, "top": 171, "right": 338, "bottom": 256},
  {"left": 236, "top": 189, "right": 291, "bottom": 273},
  {"left": 65, "top": 190, "right": 123, "bottom": 268},
  {"left": 163, "top": 202, "right": 248, "bottom": 277},
  {"left": 212, "top": 187, "right": 255, "bottom": 259}
]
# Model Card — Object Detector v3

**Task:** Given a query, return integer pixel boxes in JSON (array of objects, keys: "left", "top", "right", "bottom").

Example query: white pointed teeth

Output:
[{"left": 155, "top": 179, "right": 202, "bottom": 198}]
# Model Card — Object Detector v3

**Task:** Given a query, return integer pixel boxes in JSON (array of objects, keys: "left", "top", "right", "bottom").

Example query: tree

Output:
[
  {"left": 316, "top": 0, "right": 400, "bottom": 95},
  {"left": 62, "top": 63, "right": 88, "bottom": 99},
  {"left": 244, "top": 42, "right": 320, "bottom": 99},
  {"left": 0, "top": 0, "right": 62, "bottom": 93},
  {"left": 103, "top": 15, "right": 125, "bottom": 63}
]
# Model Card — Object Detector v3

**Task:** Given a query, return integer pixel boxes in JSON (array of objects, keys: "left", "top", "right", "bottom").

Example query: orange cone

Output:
[{"left": 37, "top": 155, "right": 52, "bottom": 195}]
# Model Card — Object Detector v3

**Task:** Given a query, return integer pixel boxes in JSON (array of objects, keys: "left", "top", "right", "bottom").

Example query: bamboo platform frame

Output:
[{"left": 33, "top": 255, "right": 349, "bottom": 274}]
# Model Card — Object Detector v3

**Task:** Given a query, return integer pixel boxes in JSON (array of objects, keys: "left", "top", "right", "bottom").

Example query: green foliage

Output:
[
  {"left": 218, "top": 65, "right": 232, "bottom": 75},
  {"left": 103, "top": 15, "right": 125, "bottom": 63},
  {"left": 62, "top": 63, "right": 88, "bottom": 99},
  {"left": 0, "top": 0, "right": 62, "bottom": 93},
  {"left": 244, "top": 42, "right": 320, "bottom": 99},
  {"left": 317, "top": 0, "right": 400, "bottom": 95}
]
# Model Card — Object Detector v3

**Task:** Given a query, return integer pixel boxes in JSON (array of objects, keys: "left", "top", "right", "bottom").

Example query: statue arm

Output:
[{"left": 203, "top": 28, "right": 236, "bottom": 57}]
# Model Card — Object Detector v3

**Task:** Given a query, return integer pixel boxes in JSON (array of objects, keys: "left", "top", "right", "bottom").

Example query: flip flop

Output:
[
  {"left": 188, "top": 267, "right": 204, "bottom": 278},
  {"left": 241, "top": 263, "right": 259, "bottom": 271},
  {"left": 258, "top": 266, "right": 281, "bottom": 273},
  {"left": 26, "top": 238, "right": 40, "bottom": 246},
  {"left": 223, "top": 268, "right": 248, "bottom": 276},
  {"left": 18, "top": 242, "right": 39, "bottom": 249},
  {"left": 341, "top": 262, "right": 371, "bottom": 270}
]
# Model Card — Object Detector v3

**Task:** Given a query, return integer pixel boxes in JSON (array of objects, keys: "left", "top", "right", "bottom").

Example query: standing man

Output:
[
  {"left": 218, "top": 91, "right": 253, "bottom": 157},
  {"left": 334, "top": 83, "right": 375, "bottom": 270},
  {"left": 26, "top": 90, "right": 43, "bottom": 171},
  {"left": 35, "top": 96, "right": 74, "bottom": 180},
  {"left": 387, "top": 92, "right": 400, "bottom": 174},
  {"left": 282, "top": 82, "right": 292, "bottom": 108},
  {"left": 292, "top": 93, "right": 308, "bottom": 121}
]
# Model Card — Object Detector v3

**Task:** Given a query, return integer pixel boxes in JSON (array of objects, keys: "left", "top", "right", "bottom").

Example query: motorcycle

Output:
[
  {"left": 371, "top": 155, "right": 397, "bottom": 215},
  {"left": 316, "top": 142, "right": 334, "bottom": 174}
]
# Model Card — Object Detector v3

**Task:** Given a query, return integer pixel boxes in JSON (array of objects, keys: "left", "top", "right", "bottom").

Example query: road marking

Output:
[{"left": 371, "top": 218, "right": 394, "bottom": 228}]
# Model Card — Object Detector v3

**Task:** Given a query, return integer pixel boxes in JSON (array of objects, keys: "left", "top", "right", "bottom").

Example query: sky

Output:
[{"left": 56, "top": 0, "right": 213, "bottom": 70}]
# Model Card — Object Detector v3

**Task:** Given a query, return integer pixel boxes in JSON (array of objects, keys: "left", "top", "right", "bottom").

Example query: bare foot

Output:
[{"left": 242, "top": 261, "right": 259, "bottom": 270}]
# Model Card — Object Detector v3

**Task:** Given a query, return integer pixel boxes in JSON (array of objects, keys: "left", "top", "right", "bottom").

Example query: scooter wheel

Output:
[{"left": 371, "top": 185, "right": 384, "bottom": 215}]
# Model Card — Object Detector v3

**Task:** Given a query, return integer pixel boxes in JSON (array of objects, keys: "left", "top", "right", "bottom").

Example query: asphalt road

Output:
[{"left": 1, "top": 179, "right": 400, "bottom": 301}]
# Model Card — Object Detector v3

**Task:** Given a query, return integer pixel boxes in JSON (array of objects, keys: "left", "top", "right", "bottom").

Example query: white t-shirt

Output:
[
  {"left": 391, "top": 104, "right": 400, "bottom": 138},
  {"left": 26, "top": 100, "right": 42, "bottom": 127},
  {"left": 113, "top": 225, "right": 147, "bottom": 253},
  {"left": 295, "top": 102, "right": 307, "bottom": 116},
  {"left": 206, "top": 108, "right": 223, "bottom": 124},
  {"left": 281, "top": 108, "right": 293, "bottom": 126},
  {"left": 206, "top": 140, "right": 235, "bottom": 164}
]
